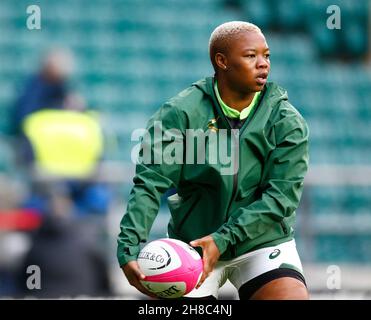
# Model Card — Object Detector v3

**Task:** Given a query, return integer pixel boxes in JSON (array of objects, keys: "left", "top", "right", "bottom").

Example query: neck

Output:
[{"left": 215, "top": 76, "right": 256, "bottom": 112}]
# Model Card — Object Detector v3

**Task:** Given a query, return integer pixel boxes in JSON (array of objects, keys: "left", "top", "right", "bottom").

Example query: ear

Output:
[{"left": 215, "top": 52, "right": 228, "bottom": 71}]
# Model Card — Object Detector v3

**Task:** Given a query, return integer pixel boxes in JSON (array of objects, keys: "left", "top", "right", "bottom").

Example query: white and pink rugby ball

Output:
[{"left": 137, "top": 238, "right": 203, "bottom": 298}]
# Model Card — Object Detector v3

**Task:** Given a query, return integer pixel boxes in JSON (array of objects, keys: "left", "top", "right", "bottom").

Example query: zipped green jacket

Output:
[{"left": 117, "top": 77, "right": 309, "bottom": 266}]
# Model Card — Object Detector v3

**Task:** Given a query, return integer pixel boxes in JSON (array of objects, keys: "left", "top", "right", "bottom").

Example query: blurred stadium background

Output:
[{"left": 0, "top": 0, "right": 370, "bottom": 299}]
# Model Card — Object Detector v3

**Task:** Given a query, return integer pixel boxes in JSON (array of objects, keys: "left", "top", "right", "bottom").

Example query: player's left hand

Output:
[{"left": 190, "top": 235, "right": 220, "bottom": 289}]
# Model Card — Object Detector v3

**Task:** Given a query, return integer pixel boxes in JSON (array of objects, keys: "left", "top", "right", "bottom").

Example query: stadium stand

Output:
[{"left": 0, "top": 0, "right": 370, "bottom": 298}]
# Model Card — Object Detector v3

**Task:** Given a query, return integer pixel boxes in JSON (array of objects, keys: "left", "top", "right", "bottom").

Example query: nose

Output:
[{"left": 256, "top": 55, "right": 269, "bottom": 69}]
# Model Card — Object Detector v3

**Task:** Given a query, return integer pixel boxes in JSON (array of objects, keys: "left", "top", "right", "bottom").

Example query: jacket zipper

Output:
[
  {"left": 222, "top": 93, "right": 263, "bottom": 218},
  {"left": 280, "top": 220, "right": 288, "bottom": 234},
  {"left": 218, "top": 97, "right": 263, "bottom": 258},
  {"left": 227, "top": 130, "right": 240, "bottom": 258},
  {"left": 228, "top": 129, "right": 240, "bottom": 213},
  {"left": 210, "top": 79, "right": 264, "bottom": 257}
]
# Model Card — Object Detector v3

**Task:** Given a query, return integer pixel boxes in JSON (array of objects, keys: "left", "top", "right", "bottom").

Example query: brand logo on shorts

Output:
[{"left": 269, "top": 249, "right": 281, "bottom": 259}]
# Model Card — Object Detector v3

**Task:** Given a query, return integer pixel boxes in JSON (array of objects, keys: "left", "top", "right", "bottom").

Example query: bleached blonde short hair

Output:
[{"left": 209, "top": 21, "right": 262, "bottom": 70}]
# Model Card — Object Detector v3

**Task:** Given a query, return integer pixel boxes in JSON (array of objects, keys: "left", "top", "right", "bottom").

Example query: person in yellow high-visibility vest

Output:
[
  {"left": 22, "top": 109, "right": 103, "bottom": 178},
  {"left": 21, "top": 109, "right": 110, "bottom": 217}
]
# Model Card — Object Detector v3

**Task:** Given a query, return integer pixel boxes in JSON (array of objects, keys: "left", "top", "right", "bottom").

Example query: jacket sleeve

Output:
[
  {"left": 211, "top": 106, "right": 310, "bottom": 255},
  {"left": 117, "top": 103, "right": 185, "bottom": 266}
]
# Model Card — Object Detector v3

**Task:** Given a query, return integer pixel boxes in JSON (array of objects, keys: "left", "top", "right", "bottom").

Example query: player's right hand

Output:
[{"left": 122, "top": 260, "right": 157, "bottom": 298}]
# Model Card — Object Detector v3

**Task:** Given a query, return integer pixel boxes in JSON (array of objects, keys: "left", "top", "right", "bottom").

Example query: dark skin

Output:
[
  {"left": 122, "top": 260, "right": 158, "bottom": 298},
  {"left": 213, "top": 30, "right": 270, "bottom": 112},
  {"left": 191, "top": 30, "right": 271, "bottom": 290},
  {"left": 122, "top": 29, "right": 308, "bottom": 300}
]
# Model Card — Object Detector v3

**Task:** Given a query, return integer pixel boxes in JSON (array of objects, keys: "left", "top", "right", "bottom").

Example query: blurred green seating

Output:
[
  {"left": 0, "top": 0, "right": 371, "bottom": 262},
  {"left": 0, "top": 136, "right": 15, "bottom": 172},
  {"left": 275, "top": 0, "right": 306, "bottom": 31},
  {"left": 0, "top": 107, "right": 12, "bottom": 135},
  {"left": 315, "top": 235, "right": 371, "bottom": 262},
  {"left": 309, "top": 186, "right": 371, "bottom": 216},
  {"left": 241, "top": 0, "right": 275, "bottom": 30}
]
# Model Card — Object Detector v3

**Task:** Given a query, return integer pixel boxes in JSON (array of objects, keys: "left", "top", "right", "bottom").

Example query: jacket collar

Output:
[{"left": 192, "top": 76, "right": 288, "bottom": 108}]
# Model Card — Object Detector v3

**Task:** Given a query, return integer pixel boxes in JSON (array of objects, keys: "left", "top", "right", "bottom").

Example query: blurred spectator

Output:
[
  {"left": 11, "top": 47, "right": 112, "bottom": 218},
  {"left": 13, "top": 48, "right": 76, "bottom": 135},
  {"left": 23, "top": 180, "right": 111, "bottom": 218},
  {"left": 63, "top": 92, "right": 86, "bottom": 112},
  {"left": 12, "top": 47, "right": 85, "bottom": 164},
  {"left": 17, "top": 184, "right": 112, "bottom": 298},
  {"left": 21, "top": 108, "right": 103, "bottom": 178}
]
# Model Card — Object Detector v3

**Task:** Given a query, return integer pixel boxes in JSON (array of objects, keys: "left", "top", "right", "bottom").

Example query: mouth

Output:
[{"left": 256, "top": 73, "right": 268, "bottom": 85}]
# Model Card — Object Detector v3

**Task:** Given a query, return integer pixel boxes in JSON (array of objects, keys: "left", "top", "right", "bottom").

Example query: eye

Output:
[
  {"left": 265, "top": 53, "right": 270, "bottom": 59},
  {"left": 245, "top": 54, "right": 256, "bottom": 58}
]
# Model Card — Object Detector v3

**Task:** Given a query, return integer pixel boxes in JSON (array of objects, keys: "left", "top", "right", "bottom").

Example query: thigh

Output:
[
  {"left": 183, "top": 261, "right": 227, "bottom": 299},
  {"left": 227, "top": 239, "right": 306, "bottom": 299},
  {"left": 249, "top": 276, "right": 309, "bottom": 300}
]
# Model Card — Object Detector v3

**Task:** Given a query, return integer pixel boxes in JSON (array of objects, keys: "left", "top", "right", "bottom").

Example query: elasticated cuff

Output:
[
  {"left": 117, "top": 244, "right": 140, "bottom": 267},
  {"left": 211, "top": 231, "right": 230, "bottom": 256}
]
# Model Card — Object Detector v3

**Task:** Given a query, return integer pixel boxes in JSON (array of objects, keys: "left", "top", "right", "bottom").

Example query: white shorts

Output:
[{"left": 185, "top": 239, "right": 305, "bottom": 299}]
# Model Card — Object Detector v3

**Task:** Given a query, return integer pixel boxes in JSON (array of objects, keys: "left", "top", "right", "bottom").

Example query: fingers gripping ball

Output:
[{"left": 137, "top": 238, "right": 203, "bottom": 298}]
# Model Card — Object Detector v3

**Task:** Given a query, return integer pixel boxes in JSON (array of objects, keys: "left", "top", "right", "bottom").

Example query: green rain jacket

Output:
[{"left": 117, "top": 77, "right": 309, "bottom": 266}]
